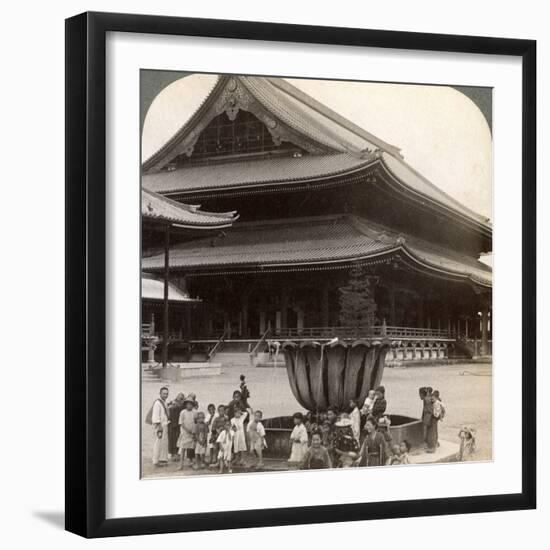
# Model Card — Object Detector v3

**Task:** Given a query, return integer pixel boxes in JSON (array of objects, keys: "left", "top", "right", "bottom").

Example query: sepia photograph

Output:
[{"left": 140, "top": 72, "right": 493, "bottom": 479}]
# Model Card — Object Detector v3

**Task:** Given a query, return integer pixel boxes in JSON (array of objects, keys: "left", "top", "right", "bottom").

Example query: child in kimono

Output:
[
  {"left": 205, "top": 403, "right": 217, "bottom": 464},
  {"left": 333, "top": 415, "right": 360, "bottom": 467},
  {"left": 177, "top": 397, "right": 197, "bottom": 469},
  {"left": 301, "top": 432, "right": 332, "bottom": 470},
  {"left": 289, "top": 412, "right": 309, "bottom": 464},
  {"left": 399, "top": 440, "right": 411, "bottom": 464},
  {"left": 208, "top": 404, "right": 227, "bottom": 467},
  {"left": 216, "top": 420, "right": 234, "bottom": 473},
  {"left": 227, "top": 390, "right": 246, "bottom": 420},
  {"left": 432, "top": 390, "right": 445, "bottom": 421},
  {"left": 247, "top": 409, "right": 267, "bottom": 468},
  {"left": 304, "top": 411, "right": 316, "bottom": 433},
  {"left": 458, "top": 426, "right": 476, "bottom": 461},
  {"left": 371, "top": 386, "right": 387, "bottom": 420},
  {"left": 361, "top": 389, "right": 376, "bottom": 417},
  {"left": 326, "top": 407, "right": 338, "bottom": 426},
  {"left": 230, "top": 407, "right": 248, "bottom": 466},
  {"left": 239, "top": 374, "right": 251, "bottom": 410},
  {"left": 193, "top": 411, "right": 208, "bottom": 470},
  {"left": 320, "top": 420, "right": 334, "bottom": 452},
  {"left": 348, "top": 399, "right": 361, "bottom": 444},
  {"left": 386, "top": 444, "right": 402, "bottom": 465}
]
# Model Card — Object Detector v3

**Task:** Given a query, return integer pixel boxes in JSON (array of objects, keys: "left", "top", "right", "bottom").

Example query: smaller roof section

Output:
[
  {"left": 141, "top": 272, "right": 200, "bottom": 303},
  {"left": 141, "top": 188, "right": 237, "bottom": 228}
]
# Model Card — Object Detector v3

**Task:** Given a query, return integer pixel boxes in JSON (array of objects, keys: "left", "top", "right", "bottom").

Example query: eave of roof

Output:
[
  {"left": 141, "top": 273, "right": 200, "bottom": 303},
  {"left": 141, "top": 214, "right": 492, "bottom": 288},
  {"left": 141, "top": 188, "right": 237, "bottom": 228}
]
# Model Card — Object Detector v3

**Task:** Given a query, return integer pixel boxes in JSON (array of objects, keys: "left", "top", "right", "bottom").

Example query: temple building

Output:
[{"left": 141, "top": 75, "right": 492, "bottom": 364}]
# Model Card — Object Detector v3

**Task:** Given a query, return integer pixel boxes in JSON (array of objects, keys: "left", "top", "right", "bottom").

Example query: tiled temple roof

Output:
[
  {"left": 141, "top": 215, "right": 492, "bottom": 287},
  {"left": 142, "top": 153, "right": 371, "bottom": 194},
  {"left": 142, "top": 75, "right": 491, "bottom": 233},
  {"left": 141, "top": 188, "right": 237, "bottom": 228}
]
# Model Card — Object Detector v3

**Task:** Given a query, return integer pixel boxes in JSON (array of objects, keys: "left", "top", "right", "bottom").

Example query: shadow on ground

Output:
[{"left": 33, "top": 510, "right": 65, "bottom": 530}]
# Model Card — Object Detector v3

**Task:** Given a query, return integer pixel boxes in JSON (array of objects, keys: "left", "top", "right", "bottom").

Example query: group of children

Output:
[
  {"left": 288, "top": 387, "right": 412, "bottom": 470},
  {"left": 166, "top": 376, "right": 268, "bottom": 473},
  {"left": 163, "top": 378, "right": 451, "bottom": 473}
]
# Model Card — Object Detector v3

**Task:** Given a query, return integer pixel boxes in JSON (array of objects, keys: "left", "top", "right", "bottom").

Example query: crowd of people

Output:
[{"left": 147, "top": 375, "right": 472, "bottom": 474}]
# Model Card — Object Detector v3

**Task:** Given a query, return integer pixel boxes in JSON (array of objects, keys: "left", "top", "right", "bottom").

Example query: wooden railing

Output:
[
  {"left": 271, "top": 325, "right": 453, "bottom": 340},
  {"left": 208, "top": 327, "right": 229, "bottom": 360},
  {"left": 249, "top": 327, "right": 271, "bottom": 360}
]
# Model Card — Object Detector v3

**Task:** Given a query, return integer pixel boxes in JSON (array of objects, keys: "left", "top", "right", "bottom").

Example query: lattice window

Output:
[{"left": 168, "top": 111, "right": 305, "bottom": 168}]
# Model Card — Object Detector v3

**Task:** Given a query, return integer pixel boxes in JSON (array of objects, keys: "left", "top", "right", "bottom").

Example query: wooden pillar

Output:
[
  {"left": 321, "top": 283, "right": 330, "bottom": 327},
  {"left": 242, "top": 296, "right": 249, "bottom": 338},
  {"left": 224, "top": 312, "right": 231, "bottom": 339},
  {"left": 162, "top": 225, "right": 170, "bottom": 367},
  {"left": 275, "top": 311, "right": 282, "bottom": 331},
  {"left": 417, "top": 297, "right": 424, "bottom": 328},
  {"left": 184, "top": 308, "right": 192, "bottom": 339},
  {"left": 281, "top": 287, "right": 289, "bottom": 329},
  {"left": 259, "top": 310, "right": 266, "bottom": 335},
  {"left": 297, "top": 307, "right": 304, "bottom": 333},
  {"left": 147, "top": 313, "right": 156, "bottom": 363},
  {"left": 481, "top": 304, "right": 489, "bottom": 356},
  {"left": 389, "top": 287, "right": 396, "bottom": 326}
]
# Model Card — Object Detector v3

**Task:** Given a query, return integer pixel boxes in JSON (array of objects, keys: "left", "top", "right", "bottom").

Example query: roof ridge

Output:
[
  {"left": 229, "top": 213, "right": 348, "bottom": 229},
  {"left": 265, "top": 77, "right": 403, "bottom": 158}
]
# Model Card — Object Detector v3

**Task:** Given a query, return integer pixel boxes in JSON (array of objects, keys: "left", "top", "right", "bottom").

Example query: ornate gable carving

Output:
[{"left": 146, "top": 76, "right": 332, "bottom": 172}]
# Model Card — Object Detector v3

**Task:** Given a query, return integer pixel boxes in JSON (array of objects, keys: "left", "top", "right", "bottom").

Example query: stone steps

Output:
[
  {"left": 142, "top": 368, "right": 161, "bottom": 381},
  {"left": 212, "top": 352, "right": 253, "bottom": 368}
]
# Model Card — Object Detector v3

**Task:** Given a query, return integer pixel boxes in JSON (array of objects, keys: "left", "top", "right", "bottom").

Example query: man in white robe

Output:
[{"left": 152, "top": 387, "right": 170, "bottom": 466}]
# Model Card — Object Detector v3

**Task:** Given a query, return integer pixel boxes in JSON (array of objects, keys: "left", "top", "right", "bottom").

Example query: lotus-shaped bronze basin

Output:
[{"left": 281, "top": 339, "right": 389, "bottom": 411}]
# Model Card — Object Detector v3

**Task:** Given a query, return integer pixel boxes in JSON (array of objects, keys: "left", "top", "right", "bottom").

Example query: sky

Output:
[{"left": 142, "top": 74, "right": 493, "bottom": 221}]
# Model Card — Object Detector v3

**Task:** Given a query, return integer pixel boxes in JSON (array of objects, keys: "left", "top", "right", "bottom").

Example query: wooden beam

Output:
[{"left": 162, "top": 224, "right": 170, "bottom": 367}]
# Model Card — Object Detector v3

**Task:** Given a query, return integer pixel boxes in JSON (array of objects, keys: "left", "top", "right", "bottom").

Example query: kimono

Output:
[
  {"left": 226, "top": 398, "right": 246, "bottom": 420},
  {"left": 400, "top": 453, "right": 411, "bottom": 465},
  {"left": 177, "top": 409, "right": 197, "bottom": 452},
  {"left": 361, "top": 397, "right": 375, "bottom": 416},
  {"left": 216, "top": 429, "right": 234, "bottom": 462},
  {"left": 210, "top": 415, "right": 227, "bottom": 446},
  {"left": 458, "top": 429, "right": 476, "bottom": 461},
  {"left": 167, "top": 401, "right": 184, "bottom": 456},
  {"left": 231, "top": 411, "right": 248, "bottom": 453},
  {"left": 371, "top": 398, "right": 387, "bottom": 419},
  {"left": 358, "top": 431, "right": 387, "bottom": 467},
  {"left": 194, "top": 421, "right": 209, "bottom": 455},
  {"left": 289, "top": 424, "right": 309, "bottom": 463},
  {"left": 433, "top": 399, "right": 445, "bottom": 420},
  {"left": 205, "top": 412, "right": 218, "bottom": 450},
  {"left": 333, "top": 425, "right": 360, "bottom": 467},
  {"left": 350, "top": 407, "right": 361, "bottom": 443},
  {"left": 300, "top": 445, "right": 332, "bottom": 469},
  {"left": 247, "top": 420, "right": 266, "bottom": 454},
  {"left": 151, "top": 398, "right": 169, "bottom": 465}
]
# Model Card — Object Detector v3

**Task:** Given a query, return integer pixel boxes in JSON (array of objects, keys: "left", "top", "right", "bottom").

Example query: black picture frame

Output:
[{"left": 65, "top": 11, "right": 536, "bottom": 538}]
